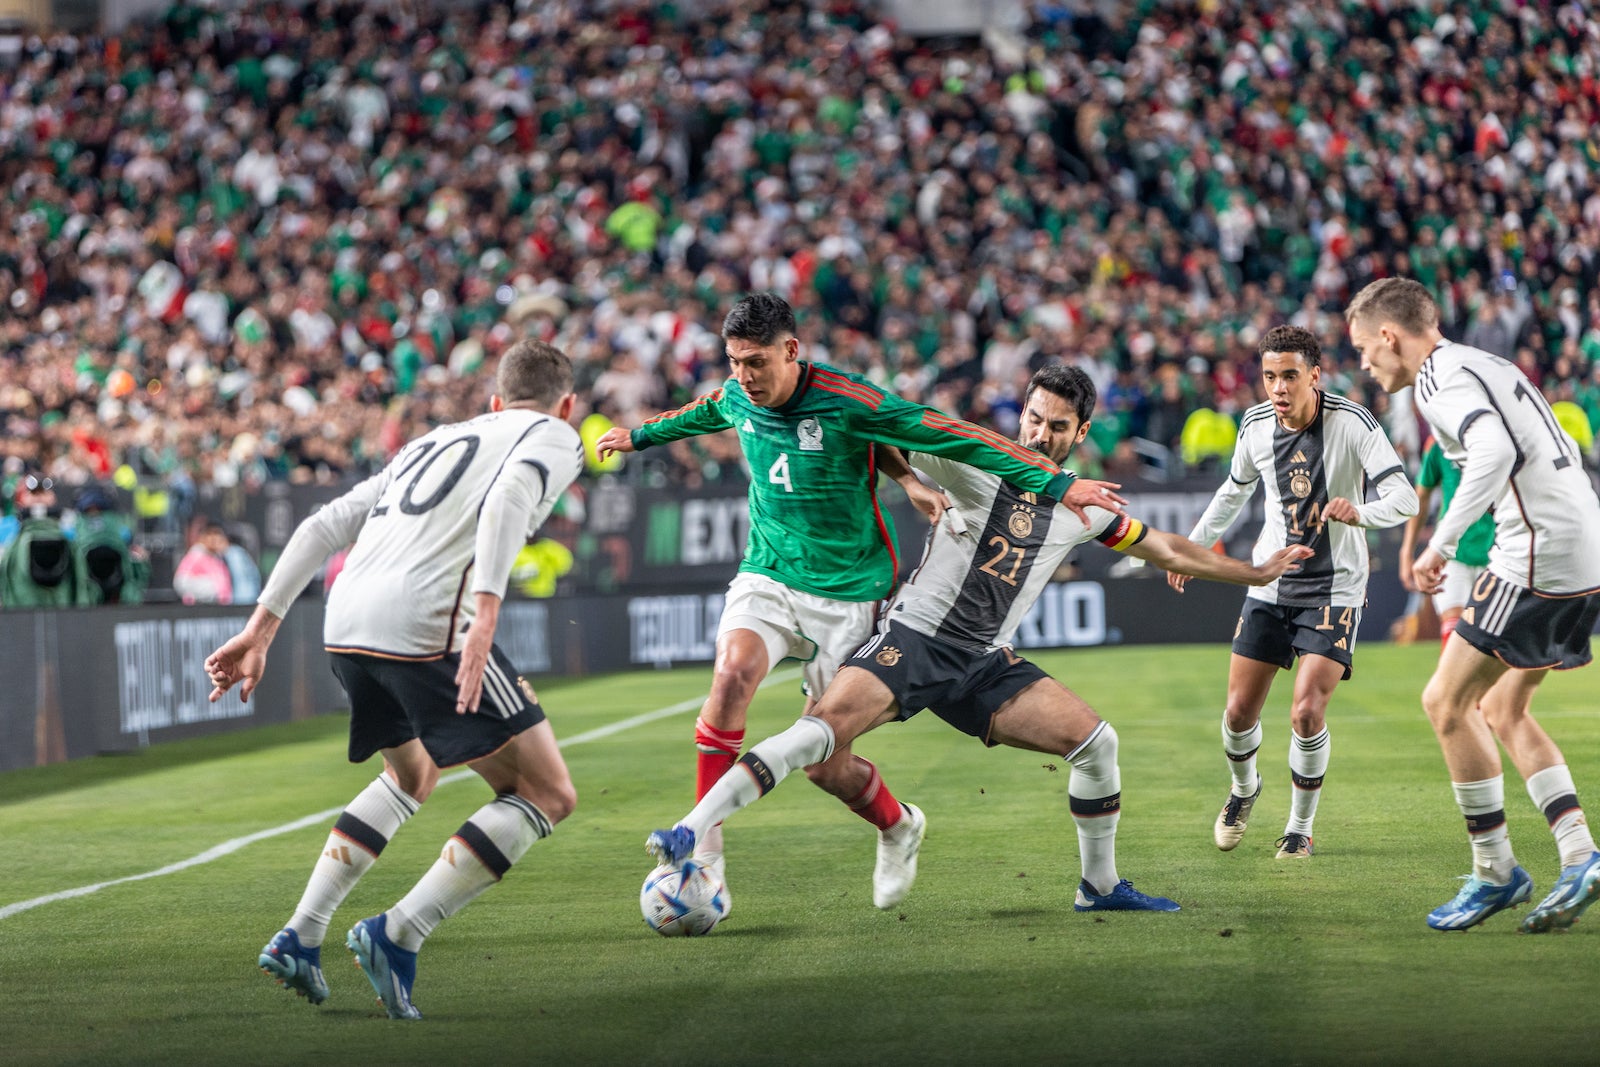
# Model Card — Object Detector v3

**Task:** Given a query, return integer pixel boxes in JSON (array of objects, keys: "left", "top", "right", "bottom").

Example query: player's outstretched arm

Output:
[
  {"left": 607, "top": 392, "right": 733, "bottom": 459},
  {"left": 1134, "top": 530, "right": 1311, "bottom": 590}
]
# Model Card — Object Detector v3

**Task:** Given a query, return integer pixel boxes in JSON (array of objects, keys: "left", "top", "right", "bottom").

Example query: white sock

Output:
[
  {"left": 1453, "top": 776, "right": 1516, "bottom": 882},
  {"left": 1525, "top": 764, "right": 1597, "bottom": 869},
  {"left": 386, "top": 795, "right": 553, "bottom": 953},
  {"left": 289, "top": 773, "right": 418, "bottom": 947},
  {"left": 1222, "top": 715, "right": 1262, "bottom": 798},
  {"left": 1067, "top": 722, "right": 1121, "bottom": 896},
  {"left": 682, "top": 716, "right": 835, "bottom": 842},
  {"left": 1284, "top": 727, "right": 1330, "bottom": 837}
]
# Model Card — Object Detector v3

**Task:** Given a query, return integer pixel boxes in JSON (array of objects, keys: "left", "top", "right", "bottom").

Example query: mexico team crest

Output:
[{"left": 798, "top": 417, "right": 823, "bottom": 451}]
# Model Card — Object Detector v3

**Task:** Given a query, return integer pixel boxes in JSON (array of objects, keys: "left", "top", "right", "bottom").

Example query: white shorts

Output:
[
  {"left": 717, "top": 572, "right": 880, "bottom": 698},
  {"left": 1433, "top": 560, "right": 1486, "bottom": 616}
]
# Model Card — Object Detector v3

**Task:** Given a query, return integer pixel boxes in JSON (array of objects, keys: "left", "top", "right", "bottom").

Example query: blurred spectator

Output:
[
  {"left": 0, "top": 472, "right": 60, "bottom": 549},
  {"left": 172, "top": 519, "right": 232, "bottom": 605},
  {"left": 221, "top": 525, "right": 261, "bottom": 605},
  {"left": 0, "top": 0, "right": 1593, "bottom": 538}
]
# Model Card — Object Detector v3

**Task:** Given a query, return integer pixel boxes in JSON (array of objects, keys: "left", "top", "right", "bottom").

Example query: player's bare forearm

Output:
[
  {"left": 241, "top": 604, "right": 284, "bottom": 643},
  {"left": 455, "top": 592, "right": 502, "bottom": 714},
  {"left": 876, "top": 444, "right": 914, "bottom": 485},
  {"left": 1399, "top": 493, "right": 1428, "bottom": 590},
  {"left": 877, "top": 446, "right": 949, "bottom": 525},
  {"left": 1134, "top": 530, "right": 1310, "bottom": 587}
]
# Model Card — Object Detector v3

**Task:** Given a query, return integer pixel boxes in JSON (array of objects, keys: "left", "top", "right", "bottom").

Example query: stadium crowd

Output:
[{"left": 1, "top": 0, "right": 1599, "bottom": 543}]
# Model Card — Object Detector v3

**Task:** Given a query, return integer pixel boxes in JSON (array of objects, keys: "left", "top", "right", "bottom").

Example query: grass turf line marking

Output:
[{"left": 0, "top": 667, "right": 802, "bottom": 921}]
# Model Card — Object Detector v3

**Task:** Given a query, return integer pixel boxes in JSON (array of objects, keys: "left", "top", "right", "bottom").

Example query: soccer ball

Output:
[{"left": 640, "top": 859, "right": 729, "bottom": 937}]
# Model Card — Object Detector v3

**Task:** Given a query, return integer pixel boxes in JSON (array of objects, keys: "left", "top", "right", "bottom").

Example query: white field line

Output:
[{"left": 0, "top": 668, "right": 803, "bottom": 921}]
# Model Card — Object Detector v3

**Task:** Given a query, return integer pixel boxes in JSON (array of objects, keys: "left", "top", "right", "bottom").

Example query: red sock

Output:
[
  {"left": 694, "top": 717, "right": 744, "bottom": 801},
  {"left": 844, "top": 757, "right": 905, "bottom": 831}
]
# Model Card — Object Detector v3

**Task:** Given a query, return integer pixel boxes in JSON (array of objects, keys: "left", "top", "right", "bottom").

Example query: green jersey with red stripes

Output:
[{"left": 631, "top": 361, "right": 1077, "bottom": 602}]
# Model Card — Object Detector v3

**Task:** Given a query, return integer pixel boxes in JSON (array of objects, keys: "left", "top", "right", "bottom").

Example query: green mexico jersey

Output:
[
  {"left": 1419, "top": 440, "right": 1494, "bottom": 567},
  {"left": 632, "top": 362, "right": 1076, "bottom": 601}
]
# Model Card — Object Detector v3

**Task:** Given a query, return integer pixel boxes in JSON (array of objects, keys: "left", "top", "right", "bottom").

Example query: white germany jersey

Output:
[
  {"left": 1187, "top": 392, "right": 1415, "bottom": 608},
  {"left": 323, "top": 409, "right": 584, "bottom": 657},
  {"left": 1416, "top": 340, "right": 1600, "bottom": 593},
  {"left": 888, "top": 453, "right": 1145, "bottom": 654}
]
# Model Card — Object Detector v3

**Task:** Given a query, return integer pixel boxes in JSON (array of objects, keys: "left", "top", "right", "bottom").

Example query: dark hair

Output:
[
  {"left": 497, "top": 339, "right": 574, "bottom": 406},
  {"left": 1258, "top": 324, "right": 1322, "bottom": 368},
  {"left": 1024, "top": 362, "right": 1096, "bottom": 425},
  {"left": 721, "top": 292, "right": 797, "bottom": 346},
  {"left": 1345, "top": 277, "right": 1440, "bottom": 335}
]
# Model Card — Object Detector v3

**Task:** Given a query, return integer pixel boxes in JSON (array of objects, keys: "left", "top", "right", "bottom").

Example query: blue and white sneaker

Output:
[
  {"left": 1073, "top": 879, "right": 1181, "bottom": 912},
  {"left": 258, "top": 927, "right": 328, "bottom": 1005},
  {"left": 1521, "top": 851, "right": 1600, "bottom": 934},
  {"left": 346, "top": 914, "right": 422, "bottom": 1020},
  {"left": 1426, "top": 867, "right": 1533, "bottom": 930},
  {"left": 646, "top": 825, "right": 697, "bottom": 866}
]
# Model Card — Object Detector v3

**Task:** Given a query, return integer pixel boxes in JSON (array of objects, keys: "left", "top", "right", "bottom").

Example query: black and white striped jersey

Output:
[
  {"left": 258, "top": 408, "right": 584, "bottom": 658},
  {"left": 1416, "top": 340, "right": 1600, "bottom": 594},
  {"left": 1187, "top": 392, "right": 1415, "bottom": 608},
  {"left": 889, "top": 453, "right": 1148, "bottom": 654}
]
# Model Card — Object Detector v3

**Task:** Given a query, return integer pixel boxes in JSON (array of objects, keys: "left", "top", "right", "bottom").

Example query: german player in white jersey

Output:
[
  {"left": 1349, "top": 277, "right": 1600, "bottom": 933},
  {"left": 204, "top": 340, "right": 586, "bottom": 1017},
  {"left": 644, "top": 364, "right": 1312, "bottom": 915},
  {"left": 1170, "top": 325, "right": 1417, "bottom": 860}
]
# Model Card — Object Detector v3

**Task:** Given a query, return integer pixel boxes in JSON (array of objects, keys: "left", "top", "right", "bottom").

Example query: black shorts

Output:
[
  {"left": 846, "top": 620, "right": 1049, "bottom": 747},
  {"left": 1454, "top": 571, "right": 1600, "bottom": 671},
  {"left": 330, "top": 647, "right": 545, "bottom": 768},
  {"left": 1231, "top": 598, "right": 1359, "bottom": 680}
]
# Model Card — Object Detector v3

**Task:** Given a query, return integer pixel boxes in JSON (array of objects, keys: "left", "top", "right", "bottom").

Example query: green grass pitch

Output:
[{"left": 2, "top": 643, "right": 1598, "bottom": 1066}]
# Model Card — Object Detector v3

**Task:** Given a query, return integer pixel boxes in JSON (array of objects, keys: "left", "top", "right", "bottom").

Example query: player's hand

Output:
[
  {"left": 1062, "top": 477, "right": 1126, "bottom": 526},
  {"left": 1323, "top": 497, "right": 1362, "bottom": 525},
  {"left": 904, "top": 478, "right": 951, "bottom": 527},
  {"left": 1413, "top": 546, "right": 1447, "bottom": 595},
  {"left": 1167, "top": 569, "right": 1189, "bottom": 594},
  {"left": 1258, "top": 544, "right": 1315, "bottom": 582},
  {"left": 595, "top": 427, "right": 636, "bottom": 460},
  {"left": 1398, "top": 553, "right": 1417, "bottom": 592},
  {"left": 205, "top": 633, "right": 267, "bottom": 704},
  {"left": 454, "top": 630, "right": 493, "bottom": 715}
]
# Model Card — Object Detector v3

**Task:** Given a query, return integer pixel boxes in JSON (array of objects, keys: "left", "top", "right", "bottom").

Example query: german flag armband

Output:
[{"left": 1095, "top": 514, "right": 1148, "bottom": 552}]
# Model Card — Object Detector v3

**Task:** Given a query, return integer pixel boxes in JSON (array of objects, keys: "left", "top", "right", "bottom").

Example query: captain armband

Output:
[{"left": 1095, "top": 515, "right": 1148, "bottom": 553}]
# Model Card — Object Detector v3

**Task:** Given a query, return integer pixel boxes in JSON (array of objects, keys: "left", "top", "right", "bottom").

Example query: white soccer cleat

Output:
[
  {"left": 1213, "top": 778, "right": 1261, "bottom": 852},
  {"left": 873, "top": 803, "right": 926, "bottom": 909}
]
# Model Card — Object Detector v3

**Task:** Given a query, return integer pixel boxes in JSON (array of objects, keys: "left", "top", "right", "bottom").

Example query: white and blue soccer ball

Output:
[{"left": 641, "top": 859, "right": 729, "bottom": 937}]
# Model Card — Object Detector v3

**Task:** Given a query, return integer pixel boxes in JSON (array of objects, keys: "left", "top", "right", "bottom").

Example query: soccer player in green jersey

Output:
[
  {"left": 1399, "top": 436, "right": 1496, "bottom": 646},
  {"left": 597, "top": 292, "right": 1124, "bottom": 909}
]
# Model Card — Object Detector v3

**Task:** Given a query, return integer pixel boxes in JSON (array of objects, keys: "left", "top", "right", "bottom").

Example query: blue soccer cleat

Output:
[
  {"left": 1426, "top": 866, "right": 1533, "bottom": 931},
  {"left": 346, "top": 914, "right": 422, "bottom": 1020},
  {"left": 1073, "top": 879, "right": 1181, "bottom": 912},
  {"left": 1521, "top": 851, "right": 1600, "bottom": 934},
  {"left": 646, "top": 825, "right": 697, "bottom": 867},
  {"left": 258, "top": 927, "right": 328, "bottom": 1005}
]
